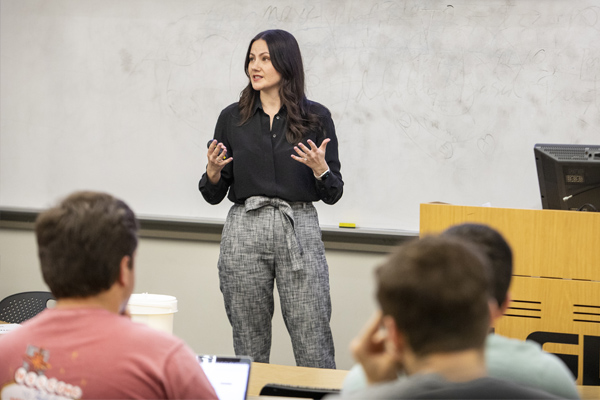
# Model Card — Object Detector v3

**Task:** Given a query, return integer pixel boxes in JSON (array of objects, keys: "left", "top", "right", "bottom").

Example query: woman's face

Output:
[{"left": 248, "top": 39, "right": 282, "bottom": 95}]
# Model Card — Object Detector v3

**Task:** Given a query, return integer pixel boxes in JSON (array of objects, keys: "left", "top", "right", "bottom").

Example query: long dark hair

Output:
[{"left": 239, "top": 29, "right": 321, "bottom": 144}]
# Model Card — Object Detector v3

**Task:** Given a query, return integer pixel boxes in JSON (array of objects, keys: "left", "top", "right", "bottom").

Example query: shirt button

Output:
[
  {"left": 276, "top": 115, "right": 280, "bottom": 119},
  {"left": 272, "top": 134, "right": 276, "bottom": 138}
]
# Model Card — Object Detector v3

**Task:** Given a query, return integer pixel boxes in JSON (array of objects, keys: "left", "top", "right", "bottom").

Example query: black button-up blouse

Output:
[{"left": 199, "top": 99, "right": 343, "bottom": 205}]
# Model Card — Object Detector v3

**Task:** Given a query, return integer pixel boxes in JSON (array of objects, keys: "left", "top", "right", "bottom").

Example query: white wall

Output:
[{"left": 0, "top": 227, "right": 386, "bottom": 369}]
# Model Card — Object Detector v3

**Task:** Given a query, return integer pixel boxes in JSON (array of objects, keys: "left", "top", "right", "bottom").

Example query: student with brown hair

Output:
[
  {"left": 337, "top": 235, "right": 557, "bottom": 399},
  {"left": 342, "top": 224, "right": 578, "bottom": 398},
  {"left": 0, "top": 191, "right": 217, "bottom": 400}
]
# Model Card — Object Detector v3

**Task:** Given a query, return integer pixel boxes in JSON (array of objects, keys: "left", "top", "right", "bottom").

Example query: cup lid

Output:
[{"left": 128, "top": 293, "right": 178, "bottom": 312}]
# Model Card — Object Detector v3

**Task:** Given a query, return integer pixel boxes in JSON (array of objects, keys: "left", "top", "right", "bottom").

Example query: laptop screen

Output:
[{"left": 197, "top": 355, "right": 252, "bottom": 400}]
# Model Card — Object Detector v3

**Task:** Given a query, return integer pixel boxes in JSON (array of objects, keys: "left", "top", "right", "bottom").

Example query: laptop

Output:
[{"left": 197, "top": 355, "right": 252, "bottom": 400}]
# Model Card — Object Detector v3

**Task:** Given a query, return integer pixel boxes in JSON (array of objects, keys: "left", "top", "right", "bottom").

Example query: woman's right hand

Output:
[{"left": 206, "top": 139, "right": 233, "bottom": 184}]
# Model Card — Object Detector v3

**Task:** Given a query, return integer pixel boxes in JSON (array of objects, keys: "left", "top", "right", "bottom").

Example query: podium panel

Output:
[
  {"left": 420, "top": 204, "right": 600, "bottom": 385},
  {"left": 498, "top": 276, "right": 600, "bottom": 385},
  {"left": 420, "top": 204, "right": 600, "bottom": 280}
]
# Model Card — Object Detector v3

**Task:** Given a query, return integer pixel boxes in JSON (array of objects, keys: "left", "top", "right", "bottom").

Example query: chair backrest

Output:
[{"left": 0, "top": 291, "right": 55, "bottom": 323}]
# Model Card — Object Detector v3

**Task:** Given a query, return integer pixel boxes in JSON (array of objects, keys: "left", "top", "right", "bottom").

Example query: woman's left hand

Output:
[{"left": 291, "top": 138, "right": 330, "bottom": 176}]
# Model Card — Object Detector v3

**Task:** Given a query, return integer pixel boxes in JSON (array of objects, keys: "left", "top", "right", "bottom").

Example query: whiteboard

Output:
[{"left": 2, "top": 0, "right": 599, "bottom": 232}]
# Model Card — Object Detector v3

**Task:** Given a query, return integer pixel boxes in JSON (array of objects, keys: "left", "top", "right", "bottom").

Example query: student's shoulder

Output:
[
  {"left": 0, "top": 309, "right": 52, "bottom": 343},
  {"left": 0, "top": 326, "right": 27, "bottom": 352},
  {"left": 488, "top": 333, "right": 554, "bottom": 360},
  {"left": 486, "top": 334, "right": 578, "bottom": 397},
  {"left": 475, "top": 377, "right": 562, "bottom": 399},
  {"left": 124, "top": 319, "right": 181, "bottom": 342}
]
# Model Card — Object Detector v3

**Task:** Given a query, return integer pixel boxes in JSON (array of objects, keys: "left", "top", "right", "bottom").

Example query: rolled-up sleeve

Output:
[
  {"left": 198, "top": 108, "right": 234, "bottom": 204},
  {"left": 315, "top": 111, "right": 343, "bottom": 205}
]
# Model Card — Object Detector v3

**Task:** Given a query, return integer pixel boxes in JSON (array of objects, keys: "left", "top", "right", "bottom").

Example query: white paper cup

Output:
[{"left": 128, "top": 293, "right": 178, "bottom": 334}]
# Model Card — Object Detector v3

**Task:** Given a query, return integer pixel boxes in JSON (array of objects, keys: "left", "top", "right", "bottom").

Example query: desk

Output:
[{"left": 247, "top": 363, "right": 348, "bottom": 397}]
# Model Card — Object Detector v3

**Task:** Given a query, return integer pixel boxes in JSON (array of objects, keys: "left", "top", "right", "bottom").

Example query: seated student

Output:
[
  {"left": 334, "top": 235, "right": 557, "bottom": 399},
  {"left": 0, "top": 191, "right": 218, "bottom": 400},
  {"left": 342, "top": 224, "right": 579, "bottom": 399}
]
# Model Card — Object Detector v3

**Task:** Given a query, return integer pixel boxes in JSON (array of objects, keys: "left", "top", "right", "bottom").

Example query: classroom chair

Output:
[{"left": 0, "top": 291, "right": 55, "bottom": 323}]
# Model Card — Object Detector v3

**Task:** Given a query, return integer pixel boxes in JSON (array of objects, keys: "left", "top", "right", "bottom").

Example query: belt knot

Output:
[{"left": 244, "top": 196, "right": 304, "bottom": 271}]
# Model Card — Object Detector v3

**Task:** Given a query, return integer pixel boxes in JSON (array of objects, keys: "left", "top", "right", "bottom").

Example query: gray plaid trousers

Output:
[{"left": 217, "top": 196, "right": 336, "bottom": 368}]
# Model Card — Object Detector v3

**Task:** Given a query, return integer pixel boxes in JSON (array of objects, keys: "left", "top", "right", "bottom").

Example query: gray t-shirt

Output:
[
  {"left": 334, "top": 373, "right": 560, "bottom": 399},
  {"left": 342, "top": 333, "right": 579, "bottom": 399}
]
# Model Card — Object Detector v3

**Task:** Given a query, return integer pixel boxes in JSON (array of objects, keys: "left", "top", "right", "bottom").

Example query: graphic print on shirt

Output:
[{"left": 0, "top": 345, "right": 83, "bottom": 400}]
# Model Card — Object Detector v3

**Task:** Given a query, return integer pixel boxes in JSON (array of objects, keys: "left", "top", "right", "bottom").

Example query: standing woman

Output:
[{"left": 199, "top": 29, "right": 343, "bottom": 369}]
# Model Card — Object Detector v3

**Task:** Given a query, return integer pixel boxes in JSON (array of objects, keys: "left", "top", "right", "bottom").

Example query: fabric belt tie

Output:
[{"left": 244, "top": 196, "right": 304, "bottom": 271}]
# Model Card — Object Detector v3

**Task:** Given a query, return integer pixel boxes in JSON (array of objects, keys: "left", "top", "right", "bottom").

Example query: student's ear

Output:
[
  {"left": 489, "top": 292, "right": 511, "bottom": 326},
  {"left": 382, "top": 315, "right": 406, "bottom": 355},
  {"left": 499, "top": 292, "right": 511, "bottom": 315},
  {"left": 118, "top": 254, "right": 134, "bottom": 288}
]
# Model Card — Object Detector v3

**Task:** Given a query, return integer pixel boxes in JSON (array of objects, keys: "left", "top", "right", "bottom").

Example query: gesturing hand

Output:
[
  {"left": 206, "top": 139, "right": 233, "bottom": 184},
  {"left": 291, "top": 139, "right": 330, "bottom": 176}
]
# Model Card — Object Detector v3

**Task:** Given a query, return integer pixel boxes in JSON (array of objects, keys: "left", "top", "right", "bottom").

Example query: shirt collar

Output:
[
  {"left": 251, "top": 95, "right": 262, "bottom": 115},
  {"left": 253, "top": 96, "right": 287, "bottom": 117}
]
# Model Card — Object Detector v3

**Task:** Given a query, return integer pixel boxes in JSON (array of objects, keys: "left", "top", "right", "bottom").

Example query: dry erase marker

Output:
[{"left": 339, "top": 222, "right": 356, "bottom": 228}]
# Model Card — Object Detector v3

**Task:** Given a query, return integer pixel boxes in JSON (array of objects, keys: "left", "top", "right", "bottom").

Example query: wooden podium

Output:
[{"left": 420, "top": 204, "right": 600, "bottom": 385}]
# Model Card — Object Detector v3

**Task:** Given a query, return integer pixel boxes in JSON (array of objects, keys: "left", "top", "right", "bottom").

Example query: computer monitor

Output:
[{"left": 534, "top": 143, "right": 600, "bottom": 211}]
